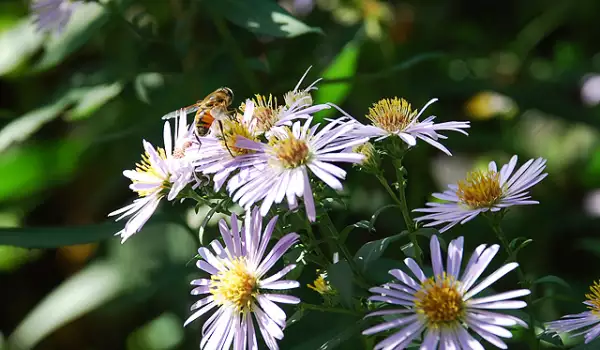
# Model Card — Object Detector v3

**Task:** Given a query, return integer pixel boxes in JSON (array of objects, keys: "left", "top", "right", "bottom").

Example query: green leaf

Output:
[
  {"left": 66, "top": 82, "right": 123, "bottom": 121},
  {"left": 339, "top": 220, "right": 371, "bottom": 244},
  {"left": 369, "top": 204, "right": 401, "bottom": 230},
  {"left": 283, "top": 246, "right": 306, "bottom": 280},
  {"left": 354, "top": 232, "right": 408, "bottom": 272},
  {"left": 208, "top": 0, "right": 322, "bottom": 38},
  {"left": 533, "top": 275, "right": 571, "bottom": 289},
  {"left": 509, "top": 237, "right": 533, "bottom": 258},
  {"left": 364, "top": 258, "right": 404, "bottom": 284},
  {"left": 0, "top": 222, "right": 119, "bottom": 248},
  {"left": 327, "top": 260, "right": 354, "bottom": 307},
  {"left": 0, "top": 19, "right": 44, "bottom": 76},
  {"left": 32, "top": 2, "right": 109, "bottom": 72},
  {"left": 0, "top": 96, "right": 71, "bottom": 153},
  {"left": 7, "top": 261, "right": 126, "bottom": 350},
  {"left": 313, "top": 39, "right": 361, "bottom": 120}
]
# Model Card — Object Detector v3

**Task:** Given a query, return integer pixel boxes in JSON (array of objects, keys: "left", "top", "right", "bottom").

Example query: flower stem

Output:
[
  {"left": 487, "top": 216, "right": 539, "bottom": 350},
  {"left": 300, "top": 302, "right": 362, "bottom": 316},
  {"left": 320, "top": 213, "right": 370, "bottom": 289},
  {"left": 303, "top": 216, "right": 329, "bottom": 267},
  {"left": 385, "top": 158, "right": 423, "bottom": 265}
]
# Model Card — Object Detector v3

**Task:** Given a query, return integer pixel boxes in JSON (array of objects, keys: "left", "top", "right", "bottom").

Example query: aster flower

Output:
[
  {"left": 31, "top": 0, "right": 82, "bottom": 35},
  {"left": 413, "top": 155, "right": 548, "bottom": 232},
  {"left": 546, "top": 280, "right": 600, "bottom": 344},
  {"left": 195, "top": 100, "right": 263, "bottom": 191},
  {"left": 239, "top": 67, "right": 330, "bottom": 135},
  {"left": 226, "top": 118, "right": 368, "bottom": 221},
  {"left": 364, "top": 235, "right": 530, "bottom": 350},
  {"left": 108, "top": 110, "right": 199, "bottom": 242},
  {"left": 353, "top": 97, "right": 470, "bottom": 155},
  {"left": 184, "top": 207, "right": 300, "bottom": 350}
]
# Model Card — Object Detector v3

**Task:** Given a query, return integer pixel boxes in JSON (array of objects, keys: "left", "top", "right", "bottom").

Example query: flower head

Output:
[
  {"left": 354, "top": 97, "right": 470, "bottom": 155},
  {"left": 108, "top": 110, "right": 198, "bottom": 242},
  {"left": 364, "top": 235, "right": 530, "bottom": 349},
  {"left": 184, "top": 207, "right": 300, "bottom": 350},
  {"left": 546, "top": 280, "right": 600, "bottom": 344},
  {"left": 307, "top": 270, "right": 335, "bottom": 296},
  {"left": 225, "top": 118, "right": 368, "bottom": 221},
  {"left": 414, "top": 155, "right": 548, "bottom": 232},
  {"left": 31, "top": 0, "right": 82, "bottom": 35},
  {"left": 195, "top": 100, "right": 262, "bottom": 191}
]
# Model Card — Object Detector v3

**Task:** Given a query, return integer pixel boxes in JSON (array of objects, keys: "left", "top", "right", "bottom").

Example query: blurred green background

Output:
[{"left": 1, "top": 0, "right": 600, "bottom": 349}]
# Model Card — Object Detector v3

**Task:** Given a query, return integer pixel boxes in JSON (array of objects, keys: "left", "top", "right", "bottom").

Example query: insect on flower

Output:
[{"left": 162, "top": 87, "right": 236, "bottom": 142}]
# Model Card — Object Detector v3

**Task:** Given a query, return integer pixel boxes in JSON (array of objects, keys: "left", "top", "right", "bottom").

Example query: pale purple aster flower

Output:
[
  {"left": 353, "top": 97, "right": 470, "bottom": 155},
  {"left": 225, "top": 118, "right": 368, "bottom": 221},
  {"left": 364, "top": 235, "right": 530, "bottom": 350},
  {"left": 184, "top": 207, "right": 300, "bottom": 350},
  {"left": 108, "top": 110, "right": 199, "bottom": 242},
  {"left": 413, "top": 155, "right": 548, "bottom": 232},
  {"left": 194, "top": 100, "right": 265, "bottom": 191},
  {"left": 31, "top": 0, "right": 82, "bottom": 35},
  {"left": 546, "top": 280, "right": 600, "bottom": 344}
]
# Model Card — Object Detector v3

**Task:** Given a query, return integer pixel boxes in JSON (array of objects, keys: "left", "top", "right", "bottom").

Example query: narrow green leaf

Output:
[
  {"left": 208, "top": 0, "right": 322, "bottom": 38},
  {"left": 533, "top": 275, "right": 571, "bottom": 289},
  {"left": 313, "top": 40, "right": 361, "bottom": 120},
  {"left": 66, "top": 82, "right": 123, "bottom": 121},
  {"left": 354, "top": 232, "right": 408, "bottom": 272},
  {"left": 339, "top": 220, "right": 371, "bottom": 244},
  {"left": 327, "top": 260, "right": 354, "bottom": 307},
  {"left": 369, "top": 204, "right": 401, "bottom": 230},
  {"left": 0, "top": 222, "right": 119, "bottom": 248}
]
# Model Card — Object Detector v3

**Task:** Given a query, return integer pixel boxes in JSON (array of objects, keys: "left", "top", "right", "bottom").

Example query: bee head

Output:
[{"left": 220, "top": 87, "right": 234, "bottom": 101}]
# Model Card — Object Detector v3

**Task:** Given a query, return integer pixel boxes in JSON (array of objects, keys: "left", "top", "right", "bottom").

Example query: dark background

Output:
[{"left": 0, "top": 0, "right": 599, "bottom": 349}]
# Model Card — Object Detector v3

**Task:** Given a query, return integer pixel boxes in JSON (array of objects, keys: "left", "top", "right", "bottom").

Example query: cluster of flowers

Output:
[{"left": 29, "top": 1, "right": 600, "bottom": 349}]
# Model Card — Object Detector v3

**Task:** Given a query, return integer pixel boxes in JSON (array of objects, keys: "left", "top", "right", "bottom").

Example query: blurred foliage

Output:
[{"left": 1, "top": 0, "right": 600, "bottom": 349}]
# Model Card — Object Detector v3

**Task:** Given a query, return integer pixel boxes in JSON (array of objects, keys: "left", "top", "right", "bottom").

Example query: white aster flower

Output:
[
  {"left": 184, "top": 207, "right": 300, "bottom": 350},
  {"left": 31, "top": 0, "right": 82, "bottom": 35},
  {"left": 108, "top": 110, "right": 199, "bottom": 242},
  {"left": 363, "top": 235, "right": 530, "bottom": 350},
  {"left": 354, "top": 97, "right": 470, "bottom": 155},
  {"left": 413, "top": 155, "right": 548, "bottom": 232},
  {"left": 546, "top": 280, "right": 600, "bottom": 344},
  {"left": 226, "top": 118, "right": 368, "bottom": 221}
]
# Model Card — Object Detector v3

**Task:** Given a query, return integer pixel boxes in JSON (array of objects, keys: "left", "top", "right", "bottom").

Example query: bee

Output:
[
  {"left": 162, "top": 87, "right": 236, "bottom": 156},
  {"left": 162, "top": 87, "right": 235, "bottom": 138}
]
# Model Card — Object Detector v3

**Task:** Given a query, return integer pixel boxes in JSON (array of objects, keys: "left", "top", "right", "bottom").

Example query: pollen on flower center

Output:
[
  {"left": 242, "top": 94, "right": 282, "bottom": 133},
  {"left": 367, "top": 97, "right": 419, "bottom": 133},
  {"left": 210, "top": 258, "right": 257, "bottom": 311},
  {"left": 415, "top": 275, "right": 465, "bottom": 326},
  {"left": 457, "top": 170, "right": 502, "bottom": 208},
  {"left": 173, "top": 141, "right": 192, "bottom": 159},
  {"left": 133, "top": 149, "right": 170, "bottom": 197},
  {"left": 284, "top": 90, "right": 312, "bottom": 109},
  {"left": 273, "top": 135, "right": 310, "bottom": 168},
  {"left": 585, "top": 280, "right": 600, "bottom": 316},
  {"left": 220, "top": 119, "right": 256, "bottom": 156}
]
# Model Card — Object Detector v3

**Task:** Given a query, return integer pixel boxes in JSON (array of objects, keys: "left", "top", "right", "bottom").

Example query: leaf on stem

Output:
[
  {"left": 327, "top": 260, "right": 354, "bottom": 307},
  {"left": 354, "top": 232, "right": 408, "bottom": 272}
]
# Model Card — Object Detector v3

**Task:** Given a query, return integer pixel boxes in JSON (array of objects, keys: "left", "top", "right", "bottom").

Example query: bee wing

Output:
[{"left": 161, "top": 105, "right": 201, "bottom": 120}]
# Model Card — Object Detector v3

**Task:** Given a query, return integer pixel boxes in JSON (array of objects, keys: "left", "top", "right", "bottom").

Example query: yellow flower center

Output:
[
  {"left": 133, "top": 148, "right": 170, "bottom": 197},
  {"left": 272, "top": 133, "right": 311, "bottom": 168},
  {"left": 219, "top": 118, "right": 257, "bottom": 157},
  {"left": 241, "top": 94, "right": 282, "bottom": 133},
  {"left": 307, "top": 271, "right": 333, "bottom": 295},
  {"left": 585, "top": 280, "right": 600, "bottom": 316},
  {"left": 367, "top": 97, "right": 418, "bottom": 133},
  {"left": 415, "top": 275, "right": 465, "bottom": 326},
  {"left": 210, "top": 258, "right": 257, "bottom": 312},
  {"left": 457, "top": 170, "right": 502, "bottom": 208},
  {"left": 284, "top": 90, "right": 312, "bottom": 109}
]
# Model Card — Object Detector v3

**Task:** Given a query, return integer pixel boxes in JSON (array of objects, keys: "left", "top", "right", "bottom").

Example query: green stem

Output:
[
  {"left": 300, "top": 303, "right": 362, "bottom": 316},
  {"left": 389, "top": 158, "right": 423, "bottom": 265},
  {"left": 303, "top": 217, "right": 329, "bottom": 267},
  {"left": 320, "top": 213, "right": 370, "bottom": 289},
  {"left": 211, "top": 15, "right": 260, "bottom": 91},
  {"left": 488, "top": 217, "right": 539, "bottom": 350}
]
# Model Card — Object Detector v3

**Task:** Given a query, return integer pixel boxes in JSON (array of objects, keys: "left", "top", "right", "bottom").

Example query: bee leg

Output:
[{"left": 218, "top": 120, "right": 235, "bottom": 158}]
